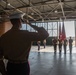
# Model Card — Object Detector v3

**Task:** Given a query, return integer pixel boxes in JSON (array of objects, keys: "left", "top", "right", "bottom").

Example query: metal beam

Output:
[
  {"left": 64, "top": 3, "right": 76, "bottom": 17},
  {"left": 65, "top": 3, "right": 76, "bottom": 11},
  {"left": 28, "top": 0, "right": 44, "bottom": 19},
  {"left": 14, "top": 0, "right": 76, "bottom": 9},
  {"left": 44, "top": 4, "right": 60, "bottom": 19},
  {"left": 30, "top": 8, "right": 43, "bottom": 19},
  {"left": 1, "top": 0, "right": 35, "bottom": 20},
  {"left": 59, "top": 0, "right": 66, "bottom": 19},
  {"left": 20, "top": 0, "right": 44, "bottom": 20}
]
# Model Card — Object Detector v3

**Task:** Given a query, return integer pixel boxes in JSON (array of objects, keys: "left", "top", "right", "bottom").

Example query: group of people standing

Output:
[{"left": 52, "top": 37, "right": 73, "bottom": 54}]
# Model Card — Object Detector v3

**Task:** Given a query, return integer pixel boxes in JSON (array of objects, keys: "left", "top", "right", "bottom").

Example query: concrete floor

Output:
[
  {"left": 29, "top": 46, "right": 76, "bottom": 75},
  {"left": 0, "top": 46, "right": 76, "bottom": 75}
]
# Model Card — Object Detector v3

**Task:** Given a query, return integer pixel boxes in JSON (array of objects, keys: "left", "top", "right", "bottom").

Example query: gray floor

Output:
[{"left": 29, "top": 46, "right": 76, "bottom": 75}]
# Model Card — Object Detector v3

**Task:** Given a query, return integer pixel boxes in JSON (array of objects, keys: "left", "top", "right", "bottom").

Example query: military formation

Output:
[
  {"left": 52, "top": 37, "right": 73, "bottom": 54},
  {"left": 37, "top": 36, "right": 73, "bottom": 54}
]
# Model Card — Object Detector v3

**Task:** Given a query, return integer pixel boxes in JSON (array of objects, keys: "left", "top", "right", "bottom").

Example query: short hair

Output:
[{"left": 10, "top": 18, "right": 21, "bottom": 26}]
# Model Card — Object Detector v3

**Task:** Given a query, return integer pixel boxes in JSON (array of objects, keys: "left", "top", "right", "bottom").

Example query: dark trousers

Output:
[
  {"left": 38, "top": 44, "right": 40, "bottom": 50},
  {"left": 53, "top": 44, "right": 57, "bottom": 53},
  {"left": 59, "top": 44, "right": 62, "bottom": 54},
  {"left": 7, "top": 61, "right": 30, "bottom": 75},
  {"left": 64, "top": 45, "right": 67, "bottom": 54},
  {"left": 69, "top": 44, "right": 72, "bottom": 54},
  {"left": 43, "top": 43, "right": 46, "bottom": 48}
]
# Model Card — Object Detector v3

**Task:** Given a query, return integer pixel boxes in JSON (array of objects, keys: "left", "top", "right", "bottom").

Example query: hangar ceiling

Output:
[{"left": 0, "top": 0, "right": 76, "bottom": 22}]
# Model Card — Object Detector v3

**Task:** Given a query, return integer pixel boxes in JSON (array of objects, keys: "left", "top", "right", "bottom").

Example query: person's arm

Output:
[
  {"left": 30, "top": 26, "right": 49, "bottom": 41},
  {"left": 0, "top": 60, "right": 6, "bottom": 75},
  {"left": 0, "top": 39, "right": 6, "bottom": 75},
  {"left": 0, "top": 51, "right": 6, "bottom": 75},
  {"left": 24, "top": 21, "right": 49, "bottom": 41},
  {"left": 24, "top": 20, "right": 49, "bottom": 32}
]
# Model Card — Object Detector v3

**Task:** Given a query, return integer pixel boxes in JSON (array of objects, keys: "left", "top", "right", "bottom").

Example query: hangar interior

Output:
[
  {"left": 0, "top": 0, "right": 76, "bottom": 44},
  {"left": 0, "top": 0, "right": 76, "bottom": 75}
]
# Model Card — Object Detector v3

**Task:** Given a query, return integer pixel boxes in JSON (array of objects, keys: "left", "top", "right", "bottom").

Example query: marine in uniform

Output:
[
  {"left": 58, "top": 38, "right": 63, "bottom": 54},
  {"left": 0, "top": 13, "right": 49, "bottom": 75},
  {"left": 69, "top": 37, "right": 73, "bottom": 54},
  {"left": 52, "top": 37, "right": 58, "bottom": 54},
  {"left": 63, "top": 38, "right": 68, "bottom": 54}
]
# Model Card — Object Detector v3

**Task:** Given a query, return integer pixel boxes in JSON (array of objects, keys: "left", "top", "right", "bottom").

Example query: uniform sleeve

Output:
[
  {"left": 26, "top": 27, "right": 49, "bottom": 41},
  {"left": 0, "top": 38, "right": 6, "bottom": 75},
  {"left": 0, "top": 38, "right": 4, "bottom": 59}
]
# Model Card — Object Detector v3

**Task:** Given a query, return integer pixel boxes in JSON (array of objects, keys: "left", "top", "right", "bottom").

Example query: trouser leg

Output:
[
  {"left": 7, "top": 61, "right": 30, "bottom": 75},
  {"left": 64, "top": 45, "right": 66, "bottom": 54},
  {"left": 69, "top": 45, "right": 72, "bottom": 54},
  {"left": 59, "top": 45, "right": 62, "bottom": 54},
  {"left": 44, "top": 44, "right": 46, "bottom": 48},
  {"left": 38, "top": 44, "right": 40, "bottom": 50},
  {"left": 54, "top": 44, "right": 57, "bottom": 54}
]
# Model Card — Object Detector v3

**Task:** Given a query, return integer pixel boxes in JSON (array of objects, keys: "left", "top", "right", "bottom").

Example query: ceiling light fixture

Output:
[{"left": 55, "top": 10, "right": 58, "bottom": 13}]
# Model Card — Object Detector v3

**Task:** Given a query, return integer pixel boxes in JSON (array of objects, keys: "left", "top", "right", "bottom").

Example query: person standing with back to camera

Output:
[
  {"left": 63, "top": 38, "right": 68, "bottom": 54},
  {"left": 52, "top": 37, "right": 58, "bottom": 54},
  {"left": 58, "top": 38, "right": 63, "bottom": 54},
  {"left": 0, "top": 13, "right": 49, "bottom": 75},
  {"left": 69, "top": 36, "right": 73, "bottom": 54}
]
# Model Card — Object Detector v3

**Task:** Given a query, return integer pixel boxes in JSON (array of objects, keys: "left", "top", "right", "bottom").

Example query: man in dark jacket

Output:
[
  {"left": 58, "top": 38, "right": 63, "bottom": 54},
  {"left": 52, "top": 37, "right": 58, "bottom": 54},
  {"left": 63, "top": 38, "right": 68, "bottom": 54},
  {"left": 0, "top": 13, "right": 49, "bottom": 75},
  {"left": 69, "top": 37, "right": 73, "bottom": 54}
]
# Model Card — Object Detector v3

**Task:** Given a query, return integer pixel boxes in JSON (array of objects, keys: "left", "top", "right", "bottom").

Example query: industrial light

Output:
[
  {"left": 55, "top": 10, "right": 58, "bottom": 13},
  {"left": 31, "top": 13, "right": 34, "bottom": 15},
  {"left": 8, "top": 3, "right": 10, "bottom": 5}
]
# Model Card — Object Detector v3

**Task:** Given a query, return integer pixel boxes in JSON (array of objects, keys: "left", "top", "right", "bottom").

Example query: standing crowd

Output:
[
  {"left": 52, "top": 37, "right": 73, "bottom": 54},
  {"left": 37, "top": 37, "right": 73, "bottom": 54}
]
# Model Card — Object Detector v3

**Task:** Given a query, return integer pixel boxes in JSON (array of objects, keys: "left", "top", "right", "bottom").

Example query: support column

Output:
[{"left": 75, "top": 20, "right": 76, "bottom": 47}]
